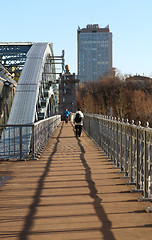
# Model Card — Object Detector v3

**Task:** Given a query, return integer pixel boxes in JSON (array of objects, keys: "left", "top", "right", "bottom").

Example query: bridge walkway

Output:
[{"left": 0, "top": 122, "right": 151, "bottom": 240}]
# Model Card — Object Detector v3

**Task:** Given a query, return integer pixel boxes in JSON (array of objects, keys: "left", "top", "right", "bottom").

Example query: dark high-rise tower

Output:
[{"left": 77, "top": 24, "right": 112, "bottom": 82}]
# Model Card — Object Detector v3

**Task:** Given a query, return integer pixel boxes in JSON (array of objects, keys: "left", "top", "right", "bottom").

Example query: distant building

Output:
[
  {"left": 125, "top": 75, "right": 152, "bottom": 93},
  {"left": 59, "top": 65, "right": 79, "bottom": 119},
  {"left": 77, "top": 24, "right": 112, "bottom": 83},
  {"left": 126, "top": 75, "right": 152, "bottom": 86},
  {"left": 0, "top": 42, "right": 32, "bottom": 82}
]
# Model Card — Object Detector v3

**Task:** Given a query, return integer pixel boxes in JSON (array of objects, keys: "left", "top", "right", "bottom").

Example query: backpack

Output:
[{"left": 75, "top": 112, "right": 82, "bottom": 123}]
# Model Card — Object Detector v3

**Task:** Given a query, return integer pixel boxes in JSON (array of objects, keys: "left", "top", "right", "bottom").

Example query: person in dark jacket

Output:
[{"left": 73, "top": 108, "right": 84, "bottom": 137}]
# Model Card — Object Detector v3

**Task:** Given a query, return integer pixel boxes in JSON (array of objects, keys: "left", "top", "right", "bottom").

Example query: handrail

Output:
[
  {"left": 0, "top": 115, "right": 61, "bottom": 160},
  {"left": 83, "top": 114, "right": 152, "bottom": 206}
]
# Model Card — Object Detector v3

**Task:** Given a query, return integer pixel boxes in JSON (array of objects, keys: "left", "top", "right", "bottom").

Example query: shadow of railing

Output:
[{"left": 18, "top": 122, "right": 63, "bottom": 240}]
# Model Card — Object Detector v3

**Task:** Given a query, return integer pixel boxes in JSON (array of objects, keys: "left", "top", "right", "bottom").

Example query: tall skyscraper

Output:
[{"left": 77, "top": 24, "right": 112, "bottom": 82}]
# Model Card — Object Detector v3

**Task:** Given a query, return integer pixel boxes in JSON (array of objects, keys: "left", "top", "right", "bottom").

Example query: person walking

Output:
[
  {"left": 74, "top": 108, "right": 84, "bottom": 137},
  {"left": 64, "top": 109, "right": 70, "bottom": 123}
]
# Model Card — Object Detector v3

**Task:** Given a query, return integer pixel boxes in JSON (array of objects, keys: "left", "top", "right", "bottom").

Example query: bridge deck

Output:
[{"left": 0, "top": 122, "right": 152, "bottom": 240}]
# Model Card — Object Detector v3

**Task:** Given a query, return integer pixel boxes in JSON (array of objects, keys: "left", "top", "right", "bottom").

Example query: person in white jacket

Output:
[{"left": 73, "top": 108, "right": 84, "bottom": 137}]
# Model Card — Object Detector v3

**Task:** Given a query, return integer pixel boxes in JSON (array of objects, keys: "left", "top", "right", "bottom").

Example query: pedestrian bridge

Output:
[
  {"left": 0, "top": 42, "right": 152, "bottom": 239},
  {"left": 0, "top": 121, "right": 152, "bottom": 240}
]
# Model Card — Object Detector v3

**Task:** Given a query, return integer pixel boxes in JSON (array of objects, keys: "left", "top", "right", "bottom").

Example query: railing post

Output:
[
  {"left": 32, "top": 125, "right": 35, "bottom": 160},
  {"left": 113, "top": 117, "right": 116, "bottom": 165},
  {"left": 130, "top": 121, "right": 134, "bottom": 183},
  {"left": 143, "top": 122, "right": 149, "bottom": 199},
  {"left": 89, "top": 116, "right": 90, "bottom": 136},
  {"left": 107, "top": 119, "right": 110, "bottom": 157},
  {"left": 124, "top": 119, "right": 129, "bottom": 177},
  {"left": 101, "top": 118, "right": 103, "bottom": 148},
  {"left": 136, "top": 121, "right": 141, "bottom": 190},
  {"left": 120, "top": 119, "right": 124, "bottom": 172},
  {"left": 19, "top": 126, "right": 22, "bottom": 160},
  {"left": 117, "top": 118, "right": 120, "bottom": 167},
  {"left": 138, "top": 122, "right": 150, "bottom": 201},
  {"left": 116, "top": 120, "right": 119, "bottom": 167},
  {"left": 111, "top": 117, "right": 113, "bottom": 162}
]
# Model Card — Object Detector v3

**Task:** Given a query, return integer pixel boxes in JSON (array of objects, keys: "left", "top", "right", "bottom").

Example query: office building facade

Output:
[{"left": 77, "top": 24, "right": 112, "bottom": 82}]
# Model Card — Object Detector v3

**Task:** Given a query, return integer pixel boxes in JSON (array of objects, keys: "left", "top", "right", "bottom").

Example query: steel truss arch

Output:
[
  {"left": 7, "top": 42, "right": 57, "bottom": 125},
  {"left": 0, "top": 43, "right": 58, "bottom": 159}
]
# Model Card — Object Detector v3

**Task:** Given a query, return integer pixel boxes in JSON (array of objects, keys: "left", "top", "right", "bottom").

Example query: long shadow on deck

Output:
[
  {"left": 18, "top": 122, "right": 64, "bottom": 240},
  {"left": 73, "top": 125, "right": 116, "bottom": 240}
]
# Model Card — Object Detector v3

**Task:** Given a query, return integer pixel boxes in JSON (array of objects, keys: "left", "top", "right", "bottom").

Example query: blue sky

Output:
[{"left": 1, "top": 0, "right": 152, "bottom": 77}]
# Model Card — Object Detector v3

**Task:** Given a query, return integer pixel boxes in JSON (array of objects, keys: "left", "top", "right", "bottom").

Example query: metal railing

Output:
[
  {"left": 83, "top": 114, "right": 152, "bottom": 205},
  {"left": 0, "top": 115, "right": 61, "bottom": 160}
]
